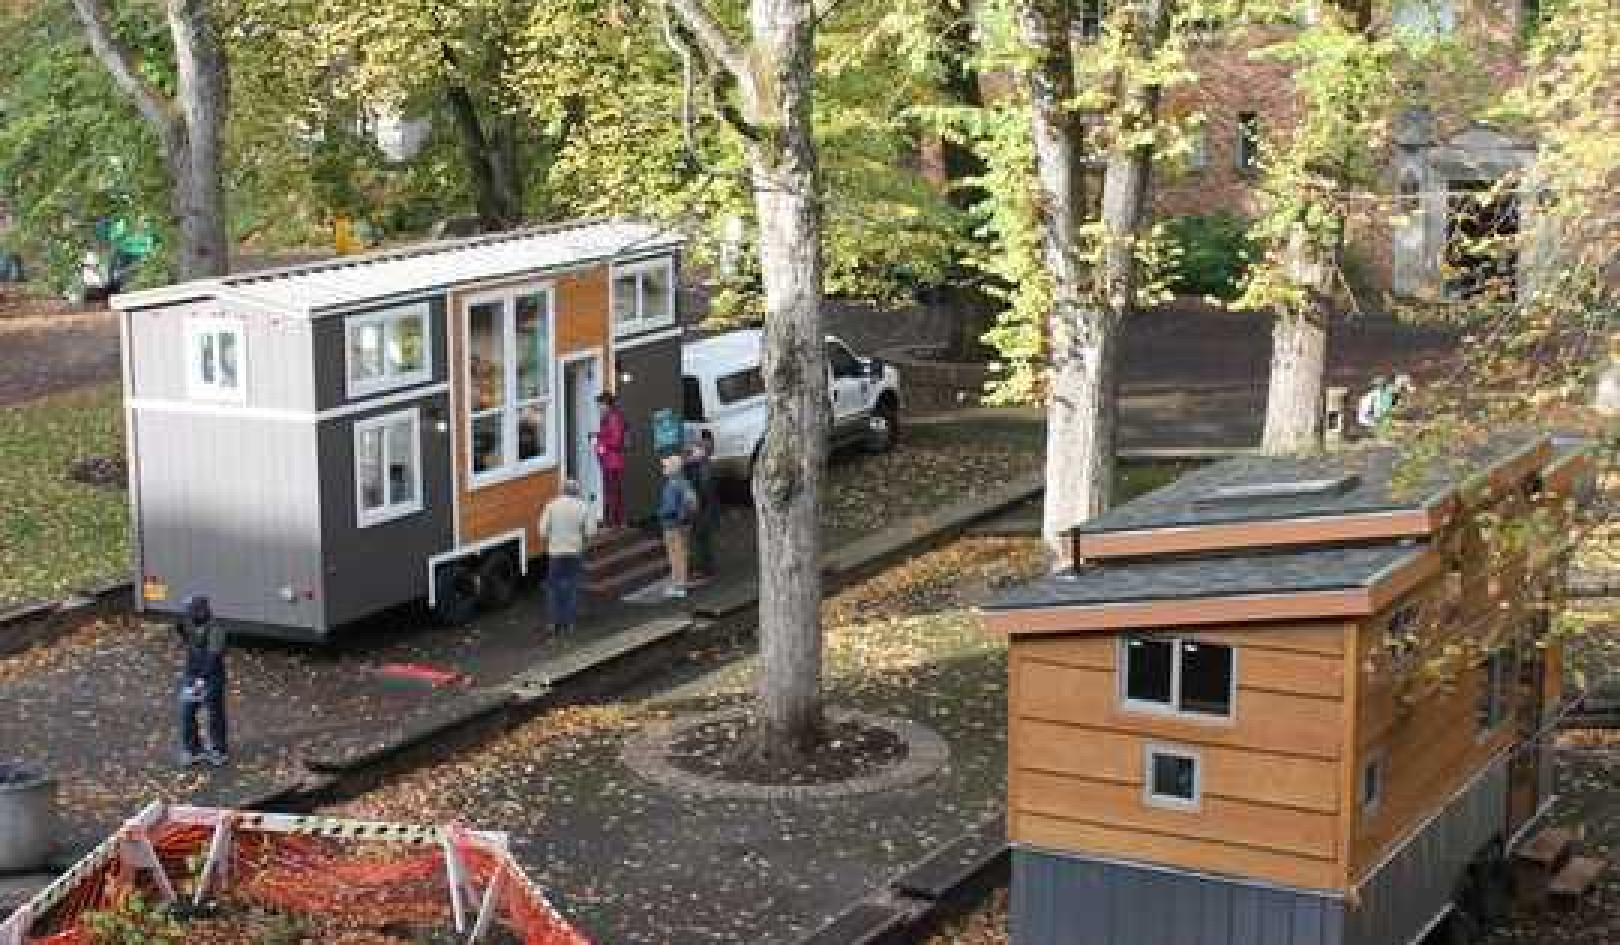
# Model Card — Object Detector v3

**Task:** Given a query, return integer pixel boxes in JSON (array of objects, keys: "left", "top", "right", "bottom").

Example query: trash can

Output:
[{"left": 0, "top": 760, "right": 56, "bottom": 873}]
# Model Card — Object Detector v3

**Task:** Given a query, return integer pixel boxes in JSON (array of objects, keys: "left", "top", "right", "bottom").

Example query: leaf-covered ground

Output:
[{"left": 0, "top": 384, "right": 128, "bottom": 605}]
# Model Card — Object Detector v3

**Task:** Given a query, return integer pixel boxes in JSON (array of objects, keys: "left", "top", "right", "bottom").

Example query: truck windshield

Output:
[{"left": 682, "top": 376, "right": 707, "bottom": 422}]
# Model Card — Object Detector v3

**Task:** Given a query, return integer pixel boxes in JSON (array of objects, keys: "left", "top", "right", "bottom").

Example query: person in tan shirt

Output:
[{"left": 538, "top": 479, "right": 597, "bottom": 632}]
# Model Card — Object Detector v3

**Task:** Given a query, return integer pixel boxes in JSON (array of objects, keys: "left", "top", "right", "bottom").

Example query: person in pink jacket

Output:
[{"left": 593, "top": 391, "right": 628, "bottom": 530}]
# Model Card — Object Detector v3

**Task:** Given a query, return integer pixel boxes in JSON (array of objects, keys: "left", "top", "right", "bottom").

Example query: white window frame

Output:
[
  {"left": 610, "top": 256, "right": 677, "bottom": 336},
  {"left": 1119, "top": 635, "right": 1237, "bottom": 721},
  {"left": 1144, "top": 743, "right": 1202, "bottom": 811},
  {"left": 464, "top": 283, "right": 558, "bottom": 488},
  {"left": 345, "top": 303, "right": 433, "bottom": 399},
  {"left": 185, "top": 316, "right": 246, "bottom": 402},
  {"left": 353, "top": 408, "right": 424, "bottom": 528}
]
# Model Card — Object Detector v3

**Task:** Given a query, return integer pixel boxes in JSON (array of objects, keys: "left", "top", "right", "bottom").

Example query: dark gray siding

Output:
[
  {"left": 1345, "top": 756, "right": 1508, "bottom": 945},
  {"left": 126, "top": 300, "right": 315, "bottom": 410},
  {"left": 310, "top": 296, "right": 449, "bottom": 411},
  {"left": 315, "top": 392, "right": 456, "bottom": 628},
  {"left": 1012, "top": 849, "right": 1345, "bottom": 945},
  {"left": 614, "top": 334, "right": 683, "bottom": 523},
  {"left": 132, "top": 411, "right": 324, "bottom": 630}
]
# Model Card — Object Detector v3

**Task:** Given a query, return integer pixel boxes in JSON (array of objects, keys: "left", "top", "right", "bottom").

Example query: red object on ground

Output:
[{"left": 374, "top": 662, "right": 471, "bottom": 687}]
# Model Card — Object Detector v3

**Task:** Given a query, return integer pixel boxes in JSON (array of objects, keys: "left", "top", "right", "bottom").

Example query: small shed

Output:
[
  {"left": 113, "top": 218, "right": 685, "bottom": 639},
  {"left": 981, "top": 437, "right": 1590, "bottom": 945}
]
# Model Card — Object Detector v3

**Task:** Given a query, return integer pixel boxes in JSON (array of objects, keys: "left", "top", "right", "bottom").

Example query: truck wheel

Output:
[
  {"left": 432, "top": 563, "right": 481, "bottom": 627},
  {"left": 476, "top": 550, "right": 519, "bottom": 611},
  {"left": 865, "top": 396, "right": 899, "bottom": 453}
]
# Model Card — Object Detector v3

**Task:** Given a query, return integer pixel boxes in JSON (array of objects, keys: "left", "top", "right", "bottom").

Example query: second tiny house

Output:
[
  {"left": 114, "top": 218, "right": 684, "bottom": 640},
  {"left": 982, "top": 437, "right": 1592, "bottom": 945}
]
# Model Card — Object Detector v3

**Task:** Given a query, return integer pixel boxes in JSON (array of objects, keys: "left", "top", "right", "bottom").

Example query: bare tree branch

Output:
[
  {"left": 663, "top": 0, "right": 750, "bottom": 85},
  {"left": 68, "top": 0, "right": 176, "bottom": 136},
  {"left": 658, "top": 7, "right": 760, "bottom": 143}
]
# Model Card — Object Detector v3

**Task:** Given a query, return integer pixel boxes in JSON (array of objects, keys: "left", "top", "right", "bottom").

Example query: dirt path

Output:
[{"left": 0, "top": 289, "right": 120, "bottom": 406}]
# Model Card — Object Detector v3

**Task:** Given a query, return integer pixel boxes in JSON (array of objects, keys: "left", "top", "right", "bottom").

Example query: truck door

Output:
[{"left": 826, "top": 340, "right": 866, "bottom": 440}]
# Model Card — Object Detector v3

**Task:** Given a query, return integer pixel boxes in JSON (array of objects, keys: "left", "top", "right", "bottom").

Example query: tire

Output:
[
  {"left": 476, "top": 550, "right": 519, "bottom": 611},
  {"left": 864, "top": 395, "right": 899, "bottom": 453},
  {"left": 431, "top": 562, "right": 481, "bottom": 627}
]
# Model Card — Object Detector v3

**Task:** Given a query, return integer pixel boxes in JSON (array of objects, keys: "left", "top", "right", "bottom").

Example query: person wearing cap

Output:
[
  {"left": 175, "top": 595, "right": 230, "bottom": 767},
  {"left": 538, "top": 478, "right": 597, "bottom": 633},
  {"left": 683, "top": 430, "right": 721, "bottom": 581},
  {"left": 592, "top": 391, "right": 628, "bottom": 531},
  {"left": 657, "top": 453, "right": 697, "bottom": 599}
]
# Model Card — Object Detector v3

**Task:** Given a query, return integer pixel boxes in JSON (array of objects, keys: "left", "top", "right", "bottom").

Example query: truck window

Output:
[
  {"left": 682, "top": 376, "right": 707, "bottom": 422},
  {"left": 826, "top": 341, "right": 862, "bottom": 378},
  {"left": 716, "top": 367, "right": 765, "bottom": 404}
]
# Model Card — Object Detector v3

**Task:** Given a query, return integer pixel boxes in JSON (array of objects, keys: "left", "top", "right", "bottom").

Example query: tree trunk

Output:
[
  {"left": 1028, "top": 0, "right": 1171, "bottom": 570},
  {"left": 445, "top": 82, "right": 523, "bottom": 230},
  {"left": 1261, "top": 222, "right": 1336, "bottom": 454},
  {"left": 744, "top": 0, "right": 828, "bottom": 762},
  {"left": 70, "top": 0, "right": 230, "bottom": 280}
]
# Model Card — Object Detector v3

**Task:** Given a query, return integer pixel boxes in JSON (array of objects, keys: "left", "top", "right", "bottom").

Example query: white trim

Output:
[
  {"left": 353, "top": 408, "right": 425, "bottom": 528},
  {"left": 559, "top": 347, "right": 606, "bottom": 517},
  {"left": 613, "top": 324, "right": 683, "bottom": 350},
  {"left": 1118, "top": 634, "right": 1237, "bottom": 722},
  {"left": 344, "top": 303, "right": 433, "bottom": 399},
  {"left": 1143, "top": 742, "right": 1202, "bottom": 811},
  {"left": 119, "top": 307, "right": 146, "bottom": 613},
  {"left": 128, "top": 382, "right": 450, "bottom": 423},
  {"left": 610, "top": 256, "right": 677, "bottom": 337},
  {"left": 463, "top": 282, "right": 559, "bottom": 490},
  {"left": 185, "top": 316, "right": 247, "bottom": 402},
  {"left": 426, "top": 529, "right": 528, "bottom": 607}
]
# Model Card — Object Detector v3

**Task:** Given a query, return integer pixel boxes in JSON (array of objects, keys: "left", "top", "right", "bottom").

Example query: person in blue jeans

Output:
[
  {"left": 175, "top": 595, "right": 229, "bottom": 767},
  {"left": 538, "top": 478, "right": 597, "bottom": 633}
]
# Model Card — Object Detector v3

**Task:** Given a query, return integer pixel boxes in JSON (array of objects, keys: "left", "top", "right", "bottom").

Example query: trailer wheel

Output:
[
  {"left": 432, "top": 563, "right": 481, "bottom": 627},
  {"left": 476, "top": 549, "right": 519, "bottom": 611}
]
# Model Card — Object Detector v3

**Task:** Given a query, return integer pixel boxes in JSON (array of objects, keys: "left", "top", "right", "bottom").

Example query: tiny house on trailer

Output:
[
  {"left": 981, "top": 437, "right": 1592, "bottom": 945},
  {"left": 114, "top": 218, "right": 685, "bottom": 640}
]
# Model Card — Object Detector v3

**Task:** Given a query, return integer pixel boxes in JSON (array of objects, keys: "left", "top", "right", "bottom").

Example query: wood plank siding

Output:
[
  {"left": 1009, "top": 625, "right": 1353, "bottom": 892},
  {"left": 450, "top": 267, "right": 611, "bottom": 552}
]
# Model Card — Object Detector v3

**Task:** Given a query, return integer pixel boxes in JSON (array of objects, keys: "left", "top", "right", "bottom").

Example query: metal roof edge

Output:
[{"left": 111, "top": 281, "right": 225, "bottom": 311}]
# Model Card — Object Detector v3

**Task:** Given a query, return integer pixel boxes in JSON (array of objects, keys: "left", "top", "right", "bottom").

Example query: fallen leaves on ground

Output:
[
  {"left": 0, "top": 613, "right": 142, "bottom": 684},
  {"left": 919, "top": 888, "right": 1008, "bottom": 945}
]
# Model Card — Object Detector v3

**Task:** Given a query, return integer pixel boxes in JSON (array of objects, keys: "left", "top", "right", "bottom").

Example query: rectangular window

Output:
[
  {"left": 1359, "top": 754, "right": 1385, "bottom": 813},
  {"left": 1076, "top": 0, "right": 1106, "bottom": 41},
  {"left": 1186, "top": 126, "right": 1210, "bottom": 171},
  {"left": 1477, "top": 646, "right": 1514, "bottom": 733},
  {"left": 354, "top": 408, "right": 422, "bottom": 527},
  {"left": 1383, "top": 603, "right": 1422, "bottom": 672},
  {"left": 346, "top": 304, "right": 431, "bottom": 397},
  {"left": 1121, "top": 636, "right": 1234, "bottom": 718},
  {"left": 465, "top": 286, "right": 555, "bottom": 484},
  {"left": 186, "top": 317, "right": 245, "bottom": 401},
  {"left": 611, "top": 257, "right": 676, "bottom": 335},
  {"left": 716, "top": 367, "right": 765, "bottom": 405},
  {"left": 1236, "top": 112, "right": 1261, "bottom": 174},
  {"left": 1144, "top": 744, "right": 1201, "bottom": 810}
]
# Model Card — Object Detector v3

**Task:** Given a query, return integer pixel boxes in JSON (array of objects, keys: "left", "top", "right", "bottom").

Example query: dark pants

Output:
[
  {"left": 546, "top": 553, "right": 584, "bottom": 628},
  {"left": 691, "top": 512, "right": 719, "bottom": 576},
  {"left": 602, "top": 466, "right": 625, "bottom": 530},
  {"left": 178, "top": 674, "right": 228, "bottom": 756}
]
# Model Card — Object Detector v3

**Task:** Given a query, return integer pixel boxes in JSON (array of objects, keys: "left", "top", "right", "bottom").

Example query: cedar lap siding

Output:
[
  {"left": 115, "top": 218, "right": 684, "bottom": 640},
  {"left": 981, "top": 437, "right": 1589, "bottom": 945}
]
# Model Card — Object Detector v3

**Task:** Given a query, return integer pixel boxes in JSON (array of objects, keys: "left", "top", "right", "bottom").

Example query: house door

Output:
[{"left": 562, "top": 353, "right": 604, "bottom": 518}]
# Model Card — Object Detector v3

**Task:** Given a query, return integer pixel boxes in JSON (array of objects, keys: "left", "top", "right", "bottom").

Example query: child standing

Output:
[{"left": 176, "top": 595, "right": 230, "bottom": 767}]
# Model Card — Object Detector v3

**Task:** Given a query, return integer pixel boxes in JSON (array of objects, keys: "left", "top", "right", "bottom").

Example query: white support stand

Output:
[
  {"left": 193, "top": 816, "right": 234, "bottom": 905},
  {"left": 442, "top": 836, "right": 469, "bottom": 933},
  {"left": 119, "top": 827, "right": 177, "bottom": 905},
  {"left": 466, "top": 870, "right": 503, "bottom": 944}
]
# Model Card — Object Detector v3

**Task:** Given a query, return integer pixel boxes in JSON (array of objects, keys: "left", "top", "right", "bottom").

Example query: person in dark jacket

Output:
[
  {"left": 683, "top": 430, "right": 721, "bottom": 580},
  {"left": 175, "top": 595, "right": 230, "bottom": 767},
  {"left": 657, "top": 454, "right": 695, "bottom": 599}
]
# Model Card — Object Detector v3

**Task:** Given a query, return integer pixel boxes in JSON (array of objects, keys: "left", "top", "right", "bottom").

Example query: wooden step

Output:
[
  {"left": 585, "top": 535, "right": 666, "bottom": 577},
  {"left": 585, "top": 556, "right": 670, "bottom": 597},
  {"left": 1549, "top": 856, "right": 1605, "bottom": 900},
  {"left": 1516, "top": 826, "right": 1576, "bottom": 869}
]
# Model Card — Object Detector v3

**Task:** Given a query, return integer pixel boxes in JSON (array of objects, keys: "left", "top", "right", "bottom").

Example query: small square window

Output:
[
  {"left": 612, "top": 257, "right": 677, "bottom": 335},
  {"left": 1359, "top": 755, "right": 1385, "bottom": 813},
  {"left": 187, "top": 317, "right": 245, "bottom": 402},
  {"left": 1145, "top": 745, "right": 1200, "bottom": 810}
]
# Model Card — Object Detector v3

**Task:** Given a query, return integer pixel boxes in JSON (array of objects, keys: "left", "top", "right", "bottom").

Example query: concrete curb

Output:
[{"left": 0, "top": 579, "right": 132, "bottom": 658}]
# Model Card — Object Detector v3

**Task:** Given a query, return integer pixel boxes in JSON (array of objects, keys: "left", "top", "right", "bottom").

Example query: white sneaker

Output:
[{"left": 664, "top": 585, "right": 688, "bottom": 599}]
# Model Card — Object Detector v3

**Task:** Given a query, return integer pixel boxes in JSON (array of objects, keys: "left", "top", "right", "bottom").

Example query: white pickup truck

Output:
[{"left": 681, "top": 329, "right": 902, "bottom": 480}]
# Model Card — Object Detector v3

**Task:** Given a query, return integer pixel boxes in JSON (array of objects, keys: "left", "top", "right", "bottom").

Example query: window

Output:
[
  {"left": 1144, "top": 744, "right": 1201, "bottom": 810},
  {"left": 466, "top": 286, "right": 554, "bottom": 483},
  {"left": 1383, "top": 603, "right": 1422, "bottom": 672},
  {"left": 1393, "top": 0, "right": 1457, "bottom": 36},
  {"left": 346, "top": 304, "right": 430, "bottom": 397},
  {"left": 1186, "top": 126, "right": 1210, "bottom": 172},
  {"left": 1076, "top": 0, "right": 1106, "bottom": 41},
  {"left": 1236, "top": 112, "right": 1261, "bottom": 174},
  {"left": 1359, "top": 754, "right": 1385, "bottom": 813},
  {"left": 1477, "top": 646, "right": 1514, "bottom": 733},
  {"left": 1121, "top": 636, "right": 1235, "bottom": 718},
  {"left": 186, "top": 317, "right": 245, "bottom": 401},
  {"left": 354, "top": 409, "right": 422, "bottom": 527},
  {"left": 826, "top": 341, "right": 862, "bottom": 379},
  {"left": 716, "top": 367, "right": 765, "bottom": 405},
  {"left": 682, "top": 376, "right": 707, "bottom": 422},
  {"left": 612, "top": 257, "right": 676, "bottom": 334}
]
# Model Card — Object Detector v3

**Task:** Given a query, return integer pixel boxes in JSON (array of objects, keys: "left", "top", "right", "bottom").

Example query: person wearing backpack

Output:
[
  {"left": 657, "top": 453, "right": 697, "bottom": 599},
  {"left": 683, "top": 430, "right": 721, "bottom": 581},
  {"left": 174, "top": 594, "right": 230, "bottom": 767}
]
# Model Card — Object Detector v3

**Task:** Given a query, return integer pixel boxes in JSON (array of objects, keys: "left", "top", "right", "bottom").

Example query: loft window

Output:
[
  {"left": 354, "top": 408, "right": 422, "bottom": 527},
  {"left": 466, "top": 285, "right": 555, "bottom": 484},
  {"left": 186, "top": 316, "right": 245, "bottom": 402},
  {"left": 1121, "top": 636, "right": 1235, "bottom": 718},
  {"left": 611, "top": 257, "right": 676, "bottom": 335},
  {"left": 1144, "top": 744, "right": 1201, "bottom": 810},
  {"left": 1236, "top": 112, "right": 1261, "bottom": 174},
  {"left": 346, "top": 304, "right": 430, "bottom": 398},
  {"left": 1359, "top": 753, "right": 1385, "bottom": 813}
]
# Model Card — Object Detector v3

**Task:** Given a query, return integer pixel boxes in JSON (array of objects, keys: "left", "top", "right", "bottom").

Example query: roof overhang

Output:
[
  {"left": 981, "top": 546, "right": 1441, "bottom": 638},
  {"left": 1075, "top": 507, "right": 1440, "bottom": 561}
]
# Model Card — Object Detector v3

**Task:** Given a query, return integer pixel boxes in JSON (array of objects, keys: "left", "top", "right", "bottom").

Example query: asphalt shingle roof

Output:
[{"left": 984, "top": 542, "right": 1425, "bottom": 610}]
